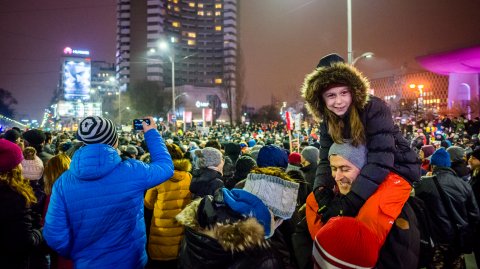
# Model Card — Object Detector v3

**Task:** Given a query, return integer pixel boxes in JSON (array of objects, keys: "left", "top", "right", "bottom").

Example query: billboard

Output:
[
  {"left": 63, "top": 59, "right": 91, "bottom": 100},
  {"left": 57, "top": 101, "right": 102, "bottom": 118}
]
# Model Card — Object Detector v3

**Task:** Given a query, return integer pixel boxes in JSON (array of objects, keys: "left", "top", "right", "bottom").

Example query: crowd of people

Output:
[{"left": 1, "top": 54, "right": 480, "bottom": 269}]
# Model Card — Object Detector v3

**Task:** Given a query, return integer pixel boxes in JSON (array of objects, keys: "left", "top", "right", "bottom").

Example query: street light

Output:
[
  {"left": 159, "top": 41, "right": 176, "bottom": 126},
  {"left": 347, "top": 0, "right": 353, "bottom": 64},
  {"left": 352, "top": 52, "right": 374, "bottom": 66},
  {"left": 409, "top": 83, "right": 425, "bottom": 121}
]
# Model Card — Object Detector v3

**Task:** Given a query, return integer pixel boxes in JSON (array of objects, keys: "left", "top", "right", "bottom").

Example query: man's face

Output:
[
  {"left": 469, "top": 155, "right": 480, "bottom": 170},
  {"left": 330, "top": 155, "right": 361, "bottom": 195}
]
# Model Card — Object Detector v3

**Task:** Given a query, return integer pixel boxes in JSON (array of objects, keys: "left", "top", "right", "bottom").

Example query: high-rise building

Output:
[{"left": 116, "top": 0, "right": 237, "bottom": 122}]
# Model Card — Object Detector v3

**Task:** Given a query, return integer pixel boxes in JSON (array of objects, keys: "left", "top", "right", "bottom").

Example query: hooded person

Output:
[
  {"left": 43, "top": 116, "right": 174, "bottom": 269},
  {"left": 300, "top": 146, "right": 320, "bottom": 190},
  {"left": 176, "top": 166, "right": 299, "bottom": 269},
  {"left": 22, "top": 129, "right": 53, "bottom": 166},
  {"left": 301, "top": 53, "right": 420, "bottom": 222},
  {"left": 144, "top": 143, "right": 192, "bottom": 267},
  {"left": 189, "top": 147, "right": 225, "bottom": 198},
  {"left": 447, "top": 146, "right": 470, "bottom": 181}
]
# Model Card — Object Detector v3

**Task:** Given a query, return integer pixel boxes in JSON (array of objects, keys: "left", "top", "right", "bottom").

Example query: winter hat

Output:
[
  {"left": 313, "top": 217, "right": 380, "bottom": 269},
  {"left": 244, "top": 168, "right": 299, "bottom": 219},
  {"left": 222, "top": 188, "right": 273, "bottom": 237},
  {"left": 248, "top": 139, "right": 257, "bottom": 148},
  {"left": 421, "top": 145, "right": 435, "bottom": 159},
  {"left": 234, "top": 155, "right": 257, "bottom": 180},
  {"left": 77, "top": 116, "right": 118, "bottom": 147},
  {"left": 195, "top": 147, "right": 223, "bottom": 168},
  {"left": 430, "top": 148, "right": 451, "bottom": 168},
  {"left": 256, "top": 145, "right": 288, "bottom": 169},
  {"left": 4, "top": 129, "right": 21, "bottom": 143},
  {"left": 328, "top": 141, "right": 367, "bottom": 170},
  {"left": 316, "top": 53, "right": 345, "bottom": 68},
  {"left": 446, "top": 146, "right": 465, "bottom": 162},
  {"left": 471, "top": 148, "right": 480, "bottom": 161},
  {"left": 0, "top": 139, "right": 24, "bottom": 172},
  {"left": 21, "top": 156, "right": 44, "bottom": 180},
  {"left": 167, "top": 143, "right": 184, "bottom": 160},
  {"left": 239, "top": 142, "right": 248, "bottom": 149},
  {"left": 301, "top": 146, "right": 319, "bottom": 164},
  {"left": 288, "top": 152, "right": 302, "bottom": 165},
  {"left": 125, "top": 145, "right": 138, "bottom": 156},
  {"left": 23, "top": 129, "right": 46, "bottom": 145}
]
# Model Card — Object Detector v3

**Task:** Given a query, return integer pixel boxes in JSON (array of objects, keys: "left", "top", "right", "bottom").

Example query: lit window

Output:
[
  {"left": 198, "top": 11, "right": 204, "bottom": 16},
  {"left": 189, "top": 2, "right": 195, "bottom": 7},
  {"left": 188, "top": 32, "right": 196, "bottom": 38},
  {"left": 215, "top": 11, "right": 221, "bottom": 16},
  {"left": 198, "top": 3, "right": 204, "bottom": 8},
  {"left": 167, "top": 4, "right": 171, "bottom": 9},
  {"left": 215, "top": 78, "right": 222, "bottom": 84},
  {"left": 171, "top": 36, "right": 178, "bottom": 43},
  {"left": 188, "top": 40, "right": 196, "bottom": 46},
  {"left": 172, "top": 21, "right": 180, "bottom": 27},
  {"left": 215, "top": 3, "right": 222, "bottom": 8},
  {"left": 215, "top": 25, "right": 222, "bottom": 31},
  {"left": 206, "top": 11, "right": 212, "bottom": 16},
  {"left": 174, "top": 6, "right": 180, "bottom": 12},
  {"left": 173, "top": 0, "right": 178, "bottom": 3}
]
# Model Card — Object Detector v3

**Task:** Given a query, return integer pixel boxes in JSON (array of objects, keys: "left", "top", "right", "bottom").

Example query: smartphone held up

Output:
[{"left": 133, "top": 118, "right": 151, "bottom": 131}]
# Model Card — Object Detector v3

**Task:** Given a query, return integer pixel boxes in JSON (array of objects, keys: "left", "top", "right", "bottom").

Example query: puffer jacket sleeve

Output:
[
  {"left": 130, "top": 129, "right": 174, "bottom": 190},
  {"left": 144, "top": 187, "right": 158, "bottom": 210},
  {"left": 313, "top": 122, "right": 334, "bottom": 190},
  {"left": 43, "top": 177, "right": 72, "bottom": 258},
  {"left": 350, "top": 97, "right": 395, "bottom": 201}
]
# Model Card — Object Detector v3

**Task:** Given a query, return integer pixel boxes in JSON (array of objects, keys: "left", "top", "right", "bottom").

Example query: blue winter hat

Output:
[
  {"left": 222, "top": 188, "right": 272, "bottom": 237},
  {"left": 248, "top": 139, "right": 257, "bottom": 148},
  {"left": 256, "top": 145, "right": 288, "bottom": 168},
  {"left": 430, "top": 148, "right": 451, "bottom": 168}
]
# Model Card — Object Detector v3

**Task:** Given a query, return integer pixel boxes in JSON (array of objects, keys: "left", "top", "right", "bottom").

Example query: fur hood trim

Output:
[
  {"left": 174, "top": 158, "right": 192, "bottom": 172},
  {"left": 301, "top": 62, "right": 370, "bottom": 121},
  {"left": 176, "top": 199, "right": 268, "bottom": 253}
]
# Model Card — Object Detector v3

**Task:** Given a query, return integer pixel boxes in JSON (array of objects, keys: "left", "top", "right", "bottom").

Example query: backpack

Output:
[{"left": 406, "top": 196, "right": 435, "bottom": 268}]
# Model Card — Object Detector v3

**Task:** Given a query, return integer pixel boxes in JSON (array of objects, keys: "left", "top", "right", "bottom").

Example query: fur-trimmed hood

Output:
[
  {"left": 301, "top": 62, "right": 370, "bottom": 121},
  {"left": 176, "top": 199, "right": 269, "bottom": 253},
  {"left": 173, "top": 158, "right": 191, "bottom": 172}
]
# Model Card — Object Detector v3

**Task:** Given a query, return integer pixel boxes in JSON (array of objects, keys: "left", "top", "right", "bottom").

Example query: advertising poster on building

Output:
[
  {"left": 63, "top": 59, "right": 91, "bottom": 100},
  {"left": 183, "top": 111, "right": 192, "bottom": 123}
]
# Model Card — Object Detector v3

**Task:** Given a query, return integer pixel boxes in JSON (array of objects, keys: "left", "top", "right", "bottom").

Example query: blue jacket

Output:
[{"left": 43, "top": 129, "right": 173, "bottom": 269}]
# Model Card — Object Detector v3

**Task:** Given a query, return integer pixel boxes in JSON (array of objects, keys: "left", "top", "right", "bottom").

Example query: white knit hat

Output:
[
  {"left": 244, "top": 173, "right": 299, "bottom": 219},
  {"left": 21, "top": 156, "right": 44, "bottom": 180}
]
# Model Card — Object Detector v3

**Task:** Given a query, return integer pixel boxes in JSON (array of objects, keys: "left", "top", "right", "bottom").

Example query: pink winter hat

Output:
[{"left": 0, "top": 139, "right": 24, "bottom": 172}]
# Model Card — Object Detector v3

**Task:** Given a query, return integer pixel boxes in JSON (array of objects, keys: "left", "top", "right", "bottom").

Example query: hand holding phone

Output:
[{"left": 133, "top": 117, "right": 156, "bottom": 132}]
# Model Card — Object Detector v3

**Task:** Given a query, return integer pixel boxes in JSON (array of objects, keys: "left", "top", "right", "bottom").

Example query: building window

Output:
[
  {"left": 215, "top": 78, "right": 222, "bottom": 84},
  {"left": 187, "top": 32, "right": 196, "bottom": 38},
  {"left": 198, "top": 11, "right": 204, "bottom": 16},
  {"left": 171, "top": 36, "right": 178, "bottom": 43},
  {"left": 206, "top": 11, "right": 212, "bottom": 16},
  {"left": 174, "top": 6, "right": 180, "bottom": 12},
  {"left": 173, "top": 0, "right": 178, "bottom": 3},
  {"left": 172, "top": 21, "right": 180, "bottom": 27},
  {"left": 215, "top": 3, "right": 222, "bottom": 8},
  {"left": 188, "top": 2, "right": 195, "bottom": 7},
  {"left": 198, "top": 3, "right": 204, "bottom": 8},
  {"left": 215, "top": 11, "right": 221, "bottom": 16},
  {"left": 187, "top": 40, "right": 196, "bottom": 46},
  {"left": 215, "top": 25, "right": 222, "bottom": 31}
]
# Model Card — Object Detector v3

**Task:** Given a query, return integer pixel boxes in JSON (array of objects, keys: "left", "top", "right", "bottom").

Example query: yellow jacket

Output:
[{"left": 144, "top": 159, "right": 192, "bottom": 261}]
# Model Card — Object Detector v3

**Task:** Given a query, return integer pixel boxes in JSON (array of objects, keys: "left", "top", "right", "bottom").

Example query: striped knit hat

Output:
[{"left": 77, "top": 116, "right": 118, "bottom": 147}]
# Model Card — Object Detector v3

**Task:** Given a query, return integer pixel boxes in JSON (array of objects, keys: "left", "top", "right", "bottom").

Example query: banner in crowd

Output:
[
  {"left": 183, "top": 111, "right": 192, "bottom": 123},
  {"left": 203, "top": 108, "right": 213, "bottom": 123}
]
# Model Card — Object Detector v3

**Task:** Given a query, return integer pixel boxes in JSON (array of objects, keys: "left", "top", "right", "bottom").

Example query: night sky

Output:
[{"left": 1, "top": 0, "right": 480, "bottom": 121}]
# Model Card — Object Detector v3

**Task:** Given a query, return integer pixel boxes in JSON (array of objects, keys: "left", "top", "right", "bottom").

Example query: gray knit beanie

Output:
[
  {"left": 446, "top": 146, "right": 465, "bottom": 162},
  {"left": 328, "top": 141, "right": 367, "bottom": 170},
  {"left": 195, "top": 147, "right": 223, "bottom": 168},
  {"left": 301, "top": 146, "right": 319, "bottom": 164}
]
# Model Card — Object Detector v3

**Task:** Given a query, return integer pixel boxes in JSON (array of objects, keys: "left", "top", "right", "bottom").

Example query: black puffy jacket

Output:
[{"left": 190, "top": 168, "right": 224, "bottom": 198}]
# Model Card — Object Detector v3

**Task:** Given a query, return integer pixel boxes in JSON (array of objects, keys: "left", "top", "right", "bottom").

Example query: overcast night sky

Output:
[{"left": 1, "top": 0, "right": 480, "bottom": 121}]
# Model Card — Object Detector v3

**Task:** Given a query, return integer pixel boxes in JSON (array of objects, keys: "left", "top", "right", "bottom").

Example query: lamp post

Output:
[
  {"left": 347, "top": 0, "right": 353, "bottom": 64},
  {"left": 352, "top": 52, "right": 374, "bottom": 66},
  {"left": 409, "top": 83, "right": 424, "bottom": 121},
  {"left": 159, "top": 42, "right": 176, "bottom": 128}
]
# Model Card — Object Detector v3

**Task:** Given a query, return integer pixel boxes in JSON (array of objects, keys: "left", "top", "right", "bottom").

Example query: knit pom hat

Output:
[
  {"left": 301, "top": 146, "right": 319, "bottom": 165},
  {"left": 23, "top": 129, "right": 46, "bottom": 145},
  {"left": 316, "top": 53, "right": 345, "bottom": 68},
  {"left": 21, "top": 156, "right": 44, "bottom": 180},
  {"left": 430, "top": 148, "right": 451, "bottom": 168},
  {"left": 256, "top": 145, "right": 288, "bottom": 169},
  {"left": 77, "top": 116, "right": 118, "bottom": 147},
  {"left": 328, "top": 141, "right": 367, "bottom": 170},
  {"left": 248, "top": 139, "right": 257, "bottom": 148},
  {"left": 288, "top": 152, "right": 302, "bottom": 165},
  {"left": 446, "top": 146, "right": 465, "bottom": 162},
  {"left": 244, "top": 168, "right": 299, "bottom": 219},
  {"left": 234, "top": 155, "right": 257, "bottom": 180},
  {"left": 0, "top": 139, "right": 24, "bottom": 172},
  {"left": 313, "top": 217, "right": 380, "bottom": 269},
  {"left": 222, "top": 188, "right": 273, "bottom": 237},
  {"left": 195, "top": 147, "right": 223, "bottom": 168},
  {"left": 4, "top": 129, "right": 21, "bottom": 143}
]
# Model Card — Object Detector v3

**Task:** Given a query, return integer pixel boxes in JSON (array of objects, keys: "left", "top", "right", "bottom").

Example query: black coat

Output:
[
  {"left": 190, "top": 168, "right": 224, "bottom": 198},
  {"left": 315, "top": 96, "right": 420, "bottom": 200},
  {"left": 415, "top": 167, "right": 480, "bottom": 244},
  {"left": 450, "top": 161, "right": 471, "bottom": 181},
  {"left": 0, "top": 184, "right": 43, "bottom": 269}
]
